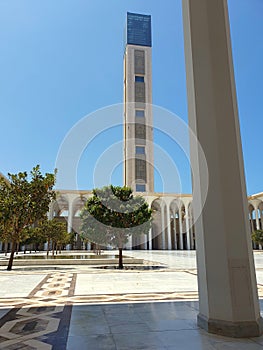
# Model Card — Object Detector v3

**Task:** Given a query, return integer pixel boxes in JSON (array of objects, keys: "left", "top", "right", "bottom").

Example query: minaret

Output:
[{"left": 123, "top": 12, "right": 154, "bottom": 193}]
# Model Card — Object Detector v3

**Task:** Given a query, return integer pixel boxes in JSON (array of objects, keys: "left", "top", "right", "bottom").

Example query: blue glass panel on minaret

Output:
[{"left": 126, "top": 12, "right": 152, "bottom": 47}]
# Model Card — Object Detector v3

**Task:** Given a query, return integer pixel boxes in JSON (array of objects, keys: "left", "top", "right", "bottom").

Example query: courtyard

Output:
[{"left": 0, "top": 250, "right": 263, "bottom": 349}]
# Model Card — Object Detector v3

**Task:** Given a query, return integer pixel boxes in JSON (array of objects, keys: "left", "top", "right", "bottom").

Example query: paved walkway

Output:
[{"left": 0, "top": 251, "right": 262, "bottom": 349}]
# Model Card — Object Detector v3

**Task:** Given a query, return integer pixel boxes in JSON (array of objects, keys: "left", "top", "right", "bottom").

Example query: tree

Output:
[
  {"left": 80, "top": 185, "right": 152, "bottom": 269},
  {"left": 79, "top": 233, "right": 90, "bottom": 250},
  {"left": 37, "top": 219, "right": 69, "bottom": 256},
  {"left": 20, "top": 226, "right": 43, "bottom": 253},
  {"left": 0, "top": 166, "right": 56, "bottom": 270},
  {"left": 252, "top": 230, "right": 263, "bottom": 247}
]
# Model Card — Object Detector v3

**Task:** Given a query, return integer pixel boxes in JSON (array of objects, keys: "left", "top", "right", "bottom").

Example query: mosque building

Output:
[{"left": 1, "top": 12, "right": 262, "bottom": 252}]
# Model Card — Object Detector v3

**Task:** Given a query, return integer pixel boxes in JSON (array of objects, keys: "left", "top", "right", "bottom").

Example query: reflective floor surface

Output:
[{"left": 0, "top": 250, "right": 263, "bottom": 349}]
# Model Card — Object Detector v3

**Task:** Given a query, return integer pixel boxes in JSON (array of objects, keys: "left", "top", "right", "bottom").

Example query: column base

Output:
[{"left": 197, "top": 313, "right": 263, "bottom": 338}]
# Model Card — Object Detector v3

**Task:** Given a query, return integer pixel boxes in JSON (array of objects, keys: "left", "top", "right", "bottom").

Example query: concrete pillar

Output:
[
  {"left": 260, "top": 210, "right": 263, "bottom": 250},
  {"left": 65, "top": 201, "right": 74, "bottom": 250},
  {"left": 67, "top": 201, "right": 73, "bottom": 234},
  {"left": 178, "top": 208, "right": 183, "bottom": 250},
  {"left": 255, "top": 208, "right": 260, "bottom": 230},
  {"left": 250, "top": 211, "right": 257, "bottom": 250},
  {"left": 190, "top": 211, "right": 195, "bottom": 250},
  {"left": 166, "top": 208, "right": 172, "bottom": 250},
  {"left": 148, "top": 228, "right": 152, "bottom": 250},
  {"left": 173, "top": 211, "right": 178, "bottom": 250},
  {"left": 255, "top": 209, "right": 262, "bottom": 250},
  {"left": 260, "top": 209, "right": 263, "bottom": 230},
  {"left": 126, "top": 236, "right": 132, "bottom": 250},
  {"left": 161, "top": 206, "right": 166, "bottom": 249},
  {"left": 185, "top": 205, "right": 191, "bottom": 250},
  {"left": 182, "top": 0, "right": 262, "bottom": 337},
  {"left": 48, "top": 203, "right": 54, "bottom": 220},
  {"left": 252, "top": 210, "right": 255, "bottom": 233},
  {"left": 143, "top": 235, "right": 147, "bottom": 250}
]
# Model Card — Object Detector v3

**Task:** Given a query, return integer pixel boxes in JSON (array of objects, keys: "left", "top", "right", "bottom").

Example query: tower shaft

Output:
[{"left": 123, "top": 12, "right": 154, "bottom": 193}]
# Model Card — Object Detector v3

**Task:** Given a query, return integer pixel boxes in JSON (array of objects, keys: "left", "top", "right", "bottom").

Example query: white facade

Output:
[{"left": 44, "top": 190, "right": 263, "bottom": 251}]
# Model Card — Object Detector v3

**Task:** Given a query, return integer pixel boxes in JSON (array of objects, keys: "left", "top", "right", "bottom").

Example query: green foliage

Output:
[
  {"left": 0, "top": 165, "right": 56, "bottom": 269},
  {"left": 37, "top": 219, "right": 69, "bottom": 256},
  {"left": 20, "top": 226, "right": 46, "bottom": 249},
  {"left": 252, "top": 230, "right": 263, "bottom": 246},
  {"left": 80, "top": 185, "right": 152, "bottom": 267}
]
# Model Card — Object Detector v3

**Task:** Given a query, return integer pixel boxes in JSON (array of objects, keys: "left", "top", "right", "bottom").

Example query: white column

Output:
[
  {"left": 143, "top": 234, "right": 147, "bottom": 250},
  {"left": 48, "top": 203, "right": 54, "bottom": 220},
  {"left": 45, "top": 204, "right": 54, "bottom": 251},
  {"left": 185, "top": 205, "right": 191, "bottom": 250},
  {"left": 250, "top": 211, "right": 256, "bottom": 249},
  {"left": 166, "top": 208, "right": 172, "bottom": 250},
  {"left": 161, "top": 206, "right": 166, "bottom": 249},
  {"left": 126, "top": 236, "right": 132, "bottom": 250},
  {"left": 190, "top": 211, "right": 195, "bottom": 250},
  {"left": 183, "top": 0, "right": 262, "bottom": 337},
  {"left": 255, "top": 208, "right": 260, "bottom": 230},
  {"left": 173, "top": 211, "right": 178, "bottom": 250},
  {"left": 260, "top": 209, "right": 263, "bottom": 230},
  {"left": 148, "top": 228, "right": 152, "bottom": 250},
  {"left": 253, "top": 210, "right": 257, "bottom": 249},
  {"left": 178, "top": 208, "right": 183, "bottom": 250},
  {"left": 251, "top": 211, "right": 254, "bottom": 233},
  {"left": 255, "top": 209, "right": 262, "bottom": 250},
  {"left": 259, "top": 209, "right": 263, "bottom": 250},
  {"left": 67, "top": 202, "right": 73, "bottom": 234},
  {"left": 66, "top": 201, "right": 74, "bottom": 250}
]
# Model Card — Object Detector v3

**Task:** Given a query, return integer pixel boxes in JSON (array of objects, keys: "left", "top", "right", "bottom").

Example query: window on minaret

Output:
[
  {"left": 134, "top": 50, "right": 145, "bottom": 74},
  {"left": 135, "top": 82, "right": 145, "bottom": 103},
  {"left": 136, "top": 184, "right": 146, "bottom": 192},
  {"left": 135, "top": 76, "right": 144, "bottom": 82},
  {"left": 135, "top": 110, "right": 145, "bottom": 118},
  {"left": 136, "top": 146, "right": 145, "bottom": 154},
  {"left": 135, "top": 159, "right": 147, "bottom": 181},
  {"left": 135, "top": 124, "right": 146, "bottom": 139}
]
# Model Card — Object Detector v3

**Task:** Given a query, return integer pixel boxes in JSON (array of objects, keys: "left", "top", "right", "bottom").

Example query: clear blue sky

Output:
[{"left": 0, "top": 0, "right": 262, "bottom": 195}]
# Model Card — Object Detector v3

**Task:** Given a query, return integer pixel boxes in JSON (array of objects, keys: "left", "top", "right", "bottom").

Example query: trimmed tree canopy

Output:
[{"left": 80, "top": 185, "right": 152, "bottom": 268}]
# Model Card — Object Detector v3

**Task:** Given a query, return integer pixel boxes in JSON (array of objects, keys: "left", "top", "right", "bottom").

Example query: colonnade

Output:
[
  {"left": 0, "top": 188, "right": 261, "bottom": 252},
  {"left": 44, "top": 190, "right": 263, "bottom": 251},
  {"left": 0, "top": 191, "right": 262, "bottom": 252}
]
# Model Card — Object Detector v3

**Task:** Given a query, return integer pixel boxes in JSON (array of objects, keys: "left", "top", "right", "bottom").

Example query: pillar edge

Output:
[{"left": 197, "top": 313, "right": 263, "bottom": 338}]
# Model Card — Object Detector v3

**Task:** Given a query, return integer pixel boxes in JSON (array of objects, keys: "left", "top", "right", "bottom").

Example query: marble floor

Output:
[{"left": 0, "top": 250, "right": 263, "bottom": 349}]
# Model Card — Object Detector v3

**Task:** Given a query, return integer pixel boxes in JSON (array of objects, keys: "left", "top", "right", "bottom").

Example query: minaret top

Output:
[{"left": 125, "top": 12, "right": 152, "bottom": 47}]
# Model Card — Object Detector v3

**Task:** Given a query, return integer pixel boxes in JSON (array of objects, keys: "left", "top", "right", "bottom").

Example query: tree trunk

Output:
[
  {"left": 118, "top": 247, "right": 123, "bottom": 269},
  {"left": 7, "top": 241, "right": 16, "bottom": 271}
]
